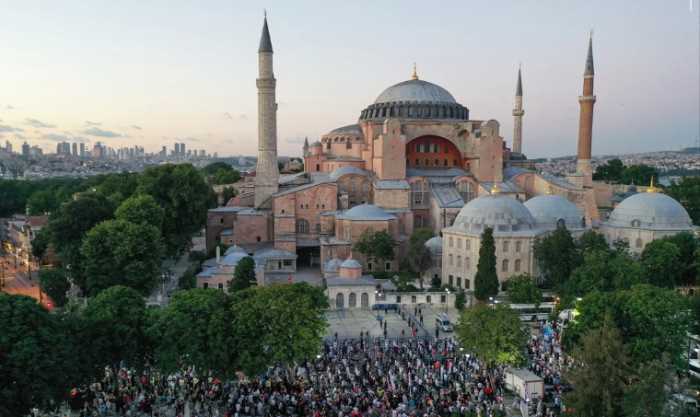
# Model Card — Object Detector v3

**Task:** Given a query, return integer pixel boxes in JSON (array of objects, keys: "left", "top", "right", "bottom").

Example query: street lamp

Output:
[{"left": 444, "top": 288, "right": 451, "bottom": 313}]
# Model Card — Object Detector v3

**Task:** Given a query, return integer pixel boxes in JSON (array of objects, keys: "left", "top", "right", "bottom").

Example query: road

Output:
[{"left": 0, "top": 251, "right": 52, "bottom": 309}]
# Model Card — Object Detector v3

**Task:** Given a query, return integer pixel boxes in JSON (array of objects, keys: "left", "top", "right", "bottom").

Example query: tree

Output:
[
  {"left": 456, "top": 304, "right": 527, "bottom": 367},
  {"left": 534, "top": 225, "right": 580, "bottom": 288},
  {"left": 506, "top": 274, "right": 542, "bottom": 305},
  {"left": 149, "top": 288, "right": 234, "bottom": 376},
  {"left": 83, "top": 286, "right": 148, "bottom": 372},
  {"left": 565, "top": 249, "right": 642, "bottom": 298},
  {"left": 474, "top": 227, "right": 499, "bottom": 301},
  {"left": 622, "top": 358, "right": 671, "bottom": 417},
  {"left": 659, "top": 232, "right": 698, "bottom": 286},
  {"left": 564, "top": 317, "right": 629, "bottom": 417},
  {"left": 564, "top": 285, "right": 691, "bottom": 368},
  {"left": 640, "top": 240, "right": 681, "bottom": 288},
  {"left": 577, "top": 229, "right": 609, "bottom": 254},
  {"left": 81, "top": 219, "right": 163, "bottom": 296},
  {"left": 407, "top": 228, "right": 434, "bottom": 288},
  {"left": 115, "top": 193, "right": 165, "bottom": 231},
  {"left": 229, "top": 256, "right": 256, "bottom": 292},
  {"left": 38, "top": 268, "right": 70, "bottom": 307},
  {"left": 593, "top": 158, "right": 625, "bottom": 182},
  {"left": 353, "top": 229, "right": 395, "bottom": 270},
  {"left": 668, "top": 176, "right": 700, "bottom": 225},
  {"left": 46, "top": 192, "right": 114, "bottom": 289},
  {"left": 0, "top": 294, "right": 75, "bottom": 417},
  {"left": 230, "top": 284, "right": 327, "bottom": 375},
  {"left": 620, "top": 164, "right": 658, "bottom": 186},
  {"left": 137, "top": 164, "right": 215, "bottom": 256},
  {"left": 26, "top": 189, "right": 58, "bottom": 215}
]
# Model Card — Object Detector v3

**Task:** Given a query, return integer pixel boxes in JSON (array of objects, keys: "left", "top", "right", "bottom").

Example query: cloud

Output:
[
  {"left": 224, "top": 112, "right": 247, "bottom": 120},
  {"left": 82, "top": 127, "right": 123, "bottom": 138},
  {"left": 4, "top": 105, "right": 14, "bottom": 110},
  {"left": 175, "top": 136, "right": 200, "bottom": 143},
  {"left": 25, "top": 118, "right": 56, "bottom": 128},
  {"left": 85, "top": 120, "right": 101, "bottom": 126},
  {"left": 42, "top": 133, "right": 71, "bottom": 142},
  {"left": 0, "top": 125, "right": 23, "bottom": 133},
  {"left": 285, "top": 137, "right": 308, "bottom": 145},
  {"left": 224, "top": 112, "right": 233, "bottom": 120},
  {"left": 131, "top": 125, "right": 142, "bottom": 130},
  {"left": 15, "top": 133, "right": 26, "bottom": 140}
]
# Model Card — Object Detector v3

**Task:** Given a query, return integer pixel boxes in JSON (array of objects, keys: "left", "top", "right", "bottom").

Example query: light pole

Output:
[{"left": 444, "top": 288, "right": 451, "bottom": 314}]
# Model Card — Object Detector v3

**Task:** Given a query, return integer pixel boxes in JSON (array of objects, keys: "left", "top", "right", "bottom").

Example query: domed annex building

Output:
[{"left": 200, "top": 18, "right": 695, "bottom": 303}]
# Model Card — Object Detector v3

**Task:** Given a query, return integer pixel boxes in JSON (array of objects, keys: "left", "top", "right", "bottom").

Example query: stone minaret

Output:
[
  {"left": 254, "top": 15, "right": 279, "bottom": 208},
  {"left": 512, "top": 66, "right": 524, "bottom": 154},
  {"left": 576, "top": 34, "right": 596, "bottom": 185}
]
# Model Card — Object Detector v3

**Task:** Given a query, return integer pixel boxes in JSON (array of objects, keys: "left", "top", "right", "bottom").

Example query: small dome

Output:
[
  {"left": 224, "top": 245, "right": 246, "bottom": 256},
  {"left": 220, "top": 251, "right": 248, "bottom": 266},
  {"left": 524, "top": 195, "right": 584, "bottom": 230},
  {"left": 608, "top": 191, "right": 693, "bottom": 230},
  {"left": 374, "top": 79, "right": 456, "bottom": 104},
  {"left": 328, "top": 124, "right": 363, "bottom": 136},
  {"left": 424, "top": 236, "right": 443, "bottom": 254},
  {"left": 453, "top": 194, "right": 535, "bottom": 234},
  {"left": 339, "top": 204, "right": 395, "bottom": 221},
  {"left": 324, "top": 258, "right": 342, "bottom": 273},
  {"left": 340, "top": 258, "right": 362, "bottom": 269},
  {"left": 329, "top": 166, "right": 369, "bottom": 181}
]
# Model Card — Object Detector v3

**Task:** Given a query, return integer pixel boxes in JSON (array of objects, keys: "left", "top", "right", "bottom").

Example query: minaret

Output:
[
  {"left": 576, "top": 33, "right": 596, "bottom": 186},
  {"left": 303, "top": 137, "right": 309, "bottom": 157},
  {"left": 254, "top": 14, "right": 279, "bottom": 208},
  {"left": 512, "top": 65, "right": 524, "bottom": 154}
]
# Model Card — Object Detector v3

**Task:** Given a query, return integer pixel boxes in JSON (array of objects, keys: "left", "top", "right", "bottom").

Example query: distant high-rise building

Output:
[
  {"left": 72, "top": 142, "right": 78, "bottom": 156},
  {"left": 79, "top": 143, "right": 86, "bottom": 157},
  {"left": 174, "top": 143, "right": 180, "bottom": 155},
  {"left": 180, "top": 143, "right": 186, "bottom": 156},
  {"left": 21, "top": 142, "right": 30, "bottom": 156},
  {"left": 5, "top": 140, "right": 12, "bottom": 154}
]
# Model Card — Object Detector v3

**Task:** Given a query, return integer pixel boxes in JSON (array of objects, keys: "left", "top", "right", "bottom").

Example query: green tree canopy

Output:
[
  {"left": 640, "top": 240, "right": 681, "bottom": 288},
  {"left": 149, "top": 288, "right": 234, "bottom": 376},
  {"left": 229, "top": 256, "right": 256, "bottom": 292},
  {"left": 593, "top": 158, "right": 625, "bottom": 182},
  {"left": 577, "top": 229, "right": 609, "bottom": 254},
  {"left": 80, "top": 219, "right": 163, "bottom": 296},
  {"left": 565, "top": 249, "right": 642, "bottom": 298},
  {"left": 230, "top": 283, "right": 327, "bottom": 376},
  {"left": 474, "top": 227, "right": 499, "bottom": 301},
  {"left": 506, "top": 274, "right": 542, "bottom": 305},
  {"left": 456, "top": 304, "right": 527, "bottom": 367},
  {"left": 658, "top": 232, "right": 698, "bottom": 286},
  {"left": 26, "top": 189, "right": 58, "bottom": 215},
  {"left": 668, "top": 176, "right": 700, "bottom": 225},
  {"left": 533, "top": 225, "right": 580, "bottom": 289},
  {"left": 593, "top": 158, "right": 659, "bottom": 186},
  {"left": 564, "top": 285, "right": 691, "bottom": 368},
  {"left": 115, "top": 193, "right": 165, "bottom": 231},
  {"left": 564, "top": 317, "right": 629, "bottom": 417},
  {"left": 38, "top": 268, "right": 70, "bottom": 308},
  {"left": 622, "top": 358, "right": 671, "bottom": 417},
  {"left": 0, "top": 294, "right": 74, "bottom": 417},
  {"left": 353, "top": 229, "right": 396, "bottom": 269},
  {"left": 83, "top": 286, "right": 149, "bottom": 372},
  {"left": 137, "top": 164, "right": 214, "bottom": 256}
]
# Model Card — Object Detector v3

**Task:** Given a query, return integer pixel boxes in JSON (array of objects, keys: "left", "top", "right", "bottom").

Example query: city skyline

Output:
[{"left": 0, "top": 1, "right": 698, "bottom": 158}]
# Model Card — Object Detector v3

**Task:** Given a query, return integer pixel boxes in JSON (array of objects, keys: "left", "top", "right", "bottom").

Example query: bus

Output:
[{"left": 509, "top": 302, "right": 556, "bottom": 322}]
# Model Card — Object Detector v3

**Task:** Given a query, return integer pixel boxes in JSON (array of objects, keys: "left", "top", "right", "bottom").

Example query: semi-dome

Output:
[
  {"left": 338, "top": 204, "right": 395, "bottom": 221},
  {"left": 524, "top": 195, "right": 584, "bottom": 230},
  {"left": 374, "top": 79, "right": 456, "bottom": 104},
  {"left": 424, "top": 236, "right": 443, "bottom": 254},
  {"left": 453, "top": 194, "right": 535, "bottom": 234},
  {"left": 329, "top": 166, "right": 369, "bottom": 181},
  {"left": 607, "top": 191, "right": 693, "bottom": 230}
]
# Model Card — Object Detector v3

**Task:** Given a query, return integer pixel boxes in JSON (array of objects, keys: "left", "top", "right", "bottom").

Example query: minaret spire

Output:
[
  {"left": 576, "top": 33, "right": 597, "bottom": 187},
  {"left": 512, "top": 64, "right": 524, "bottom": 154},
  {"left": 254, "top": 14, "right": 279, "bottom": 207},
  {"left": 411, "top": 63, "right": 419, "bottom": 80}
]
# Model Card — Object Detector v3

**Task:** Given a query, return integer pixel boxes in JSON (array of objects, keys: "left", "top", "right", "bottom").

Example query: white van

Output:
[{"left": 436, "top": 314, "right": 453, "bottom": 332}]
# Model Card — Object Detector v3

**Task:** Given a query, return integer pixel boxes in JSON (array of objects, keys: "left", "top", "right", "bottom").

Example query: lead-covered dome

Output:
[
  {"left": 424, "top": 236, "right": 443, "bottom": 255},
  {"left": 453, "top": 194, "right": 535, "bottom": 234},
  {"left": 607, "top": 191, "right": 693, "bottom": 230},
  {"left": 338, "top": 204, "right": 395, "bottom": 221},
  {"left": 524, "top": 195, "right": 584, "bottom": 230},
  {"left": 374, "top": 79, "right": 456, "bottom": 104}
]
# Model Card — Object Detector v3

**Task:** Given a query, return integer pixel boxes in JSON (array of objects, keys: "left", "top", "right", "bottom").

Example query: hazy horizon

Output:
[{"left": 1, "top": 0, "right": 698, "bottom": 159}]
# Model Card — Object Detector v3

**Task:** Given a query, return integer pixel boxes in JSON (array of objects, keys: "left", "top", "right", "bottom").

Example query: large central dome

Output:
[{"left": 374, "top": 79, "right": 456, "bottom": 104}]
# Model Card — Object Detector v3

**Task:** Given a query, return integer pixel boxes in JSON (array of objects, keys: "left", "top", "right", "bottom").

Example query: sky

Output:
[{"left": 0, "top": 0, "right": 698, "bottom": 158}]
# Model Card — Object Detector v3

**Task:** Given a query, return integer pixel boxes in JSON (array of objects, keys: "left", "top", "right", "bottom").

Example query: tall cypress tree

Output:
[{"left": 474, "top": 227, "right": 499, "bottom": 301}]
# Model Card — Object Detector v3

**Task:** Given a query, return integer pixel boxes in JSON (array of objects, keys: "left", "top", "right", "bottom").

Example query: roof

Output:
[
  {"left": 503, "top": 166, "right": 532, "bottom": 180},
  {"left": 327, "top": 124, "right": 363, "bottom": 136},
  {"left": 375, "top": 79, "right": 456, "bottom": 104},
  {"left": 516, "top": 67, "right": 523, "bottom": 97},
  {"left": 273, "top": 179, "right": 336, "bottom": 197},
  {"left": 326, "top": 276, "right": 382, "bottom": 287},
  {"left": 524, "top": 195, "right": 584, "bottom": 230},
  {"left": 329, "top": 166, "right": 369, "bottom": 181},
  {"left": 479, "top": 181, "right": 523, "bottom": 194},
  {"left": 209, "top": 206, "right": 250, "bottom": 214},
  {"left": 407, "top": 167, "right": 468, "bottom": 178},
  {"left": 337, "top": 204, "right": 396, "bottom": 221},
  {"left": 340, "top": 258, "right": 362, "bottom": 269},
  {"left": 606, "top": 191, "right": 693, "bottom": 231},
  {"left": 253, "top": 248, "right": 297, "bottom": 261},
  {"left": 452, "top": 194, "right": 535, "bottom": 234},
  {"left": 220, "top": 228, "right": 233, "bottom": 236},
  {"left": 27, "top": 215, "right": 48, "bottom": 228},
  {"left": 374, "top": 179, "right": 410, "bottom": 190},
  {"left": 585, "top": 35, "right": 594, "bottom": 75},
  {"left": 224, "top": 245, "right": 247, "bottom": 255},
  {"left": 431, "top": 186, "right": 465, "bottom": 208},
  {"left": 425, "top": 236, "right": 442, "bottom": 254},
  {"left": 258, "top": 17, "right": 273, "bottom": 53}
]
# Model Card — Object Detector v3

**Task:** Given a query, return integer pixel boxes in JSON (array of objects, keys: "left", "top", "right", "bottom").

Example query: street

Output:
[{"left": 0, "top": 250, "right": 51, "bottom": 308}]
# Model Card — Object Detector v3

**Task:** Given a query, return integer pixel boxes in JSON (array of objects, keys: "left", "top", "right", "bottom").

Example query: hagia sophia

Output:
[{"left": 199, "top": 17, "right": 695, "bottom": 307}]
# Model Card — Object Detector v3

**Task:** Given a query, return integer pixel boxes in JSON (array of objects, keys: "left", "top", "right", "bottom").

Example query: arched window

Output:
[
  {"left": 465, "top": 257, "right": 470, "bottom": 270},
  {"left": 557, "top": 218, "right": 566, "bottom": 229},
  {"left": 295, "top": 219, "right": 309, "bottom": 233},
  {"left": 503, "top": 241, "right": 509, "bottom": 252},
  {"left": 449, "top": 275, "right": 454, "bottom": 286},
  {"left": 456, "top": 255, "right": 462, "bottom": 267},
  {"left": 448, "top": 254, "right": 454, "bottom": 266},
  {"left": 514, "top": 259, "right": 521, "bottom": 272},
  {"left": 457, "top": 277, "right": 462, "bottom": 288},
  {"left": 635, "top": 238, "right": 643, "bottom": 248},
  {"left": 464, "top": 279, "right": 470, "bottom": 289},
  {"left": 502, "top": 259, "right": 509, "bottom": 272},
  {"left": 449, "top": 236, "right": 454, "bottom": 247}
]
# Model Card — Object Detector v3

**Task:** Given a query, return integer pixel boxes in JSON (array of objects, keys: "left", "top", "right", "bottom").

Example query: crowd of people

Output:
[
  {"left": 38, "top": 337, "right": 516, "bottom": 417},
  {"left": 525, "top": 321, "right": 570, "bottom": 417}
]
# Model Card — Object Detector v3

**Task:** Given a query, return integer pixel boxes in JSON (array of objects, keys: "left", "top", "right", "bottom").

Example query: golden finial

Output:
[
  {"left": 646, "top": 176, "right": 658, "bottom": 193},
  {"left": 411, "top": 63, "right": 418, "bottom": 80},
  {"left": 491, "top": 183, "right": 501, "bottom": 195}
]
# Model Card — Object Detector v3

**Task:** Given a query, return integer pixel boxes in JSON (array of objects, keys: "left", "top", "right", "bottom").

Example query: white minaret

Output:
[
  {"left": 512, "top": 65, "right": 524, "bottom": 154},
  {"left": 254, "top": 15, "right": 279, "bottom": 208}
]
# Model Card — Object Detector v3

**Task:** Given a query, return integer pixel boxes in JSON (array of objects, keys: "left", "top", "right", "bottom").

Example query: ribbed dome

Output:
[
  {"left": 375, "top": 79, "right": 456, "bottom": 104},
  {"left": 524, "top": 195, "right": 584, "bottom": 230},
  {"left": 453, "top": 194, "right": 535, "bottom": 233},
  {"left": 424, "top": 236, "right": 443, "bottom": 255},
  {"left": 339, "top": 204, "right": 395, "bottom": 221},
  {"left": 608, "top": 192, "right": 693, "bottom": 230}
]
